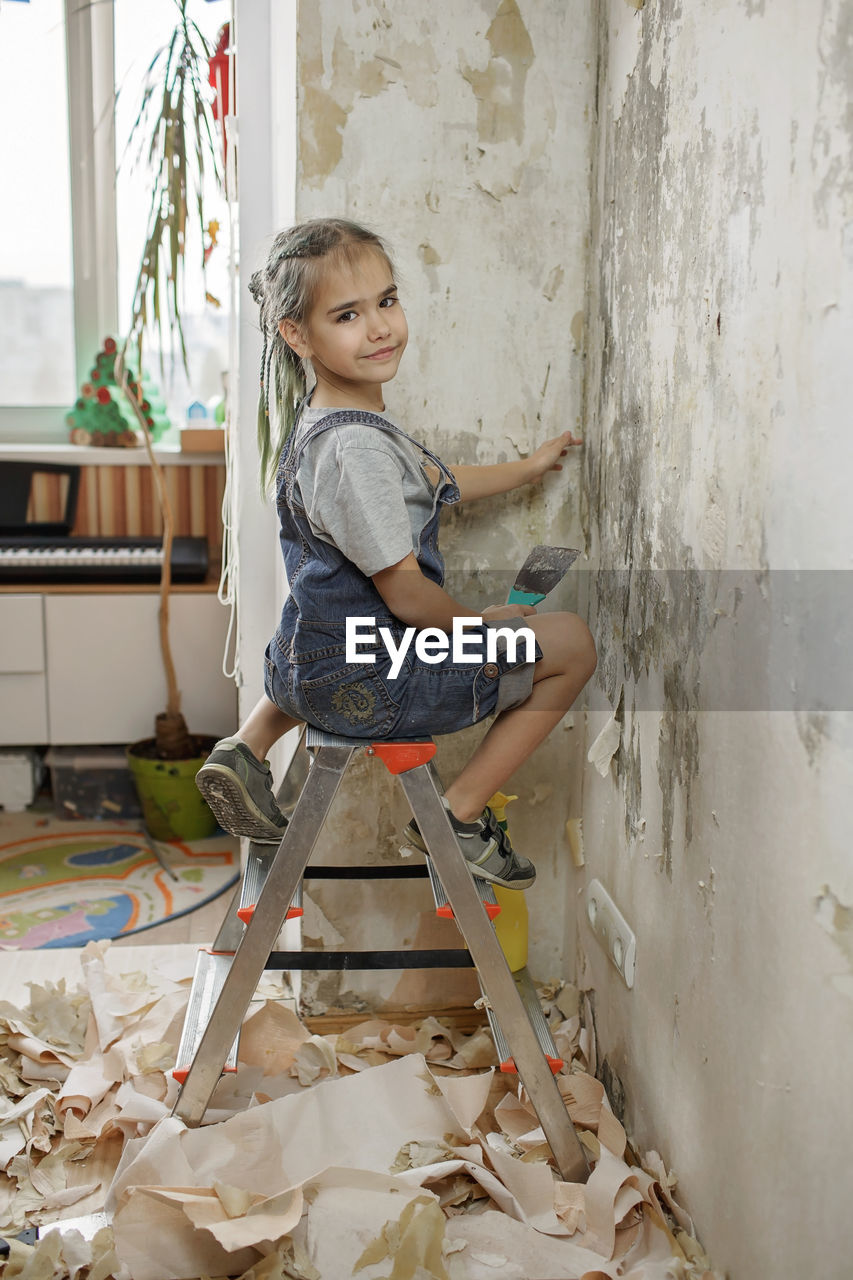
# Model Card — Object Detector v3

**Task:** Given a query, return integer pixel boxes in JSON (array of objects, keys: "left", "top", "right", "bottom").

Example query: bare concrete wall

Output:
[
  {"left": 582, "top": 2, "right": 853, "bottom": 1275},
  {"left": 264, "top": 0, "right": 597, "bottom": 1011}
]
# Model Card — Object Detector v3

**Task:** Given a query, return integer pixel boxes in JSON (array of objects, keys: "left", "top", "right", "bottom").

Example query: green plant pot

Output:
[{"left": 126, "top": 736, "right": 218, "bottom": 841}]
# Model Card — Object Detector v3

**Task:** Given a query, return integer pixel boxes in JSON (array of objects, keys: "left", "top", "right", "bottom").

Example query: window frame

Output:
[{"left": 0, "top": 0, "right": 117, "bottom": 444}]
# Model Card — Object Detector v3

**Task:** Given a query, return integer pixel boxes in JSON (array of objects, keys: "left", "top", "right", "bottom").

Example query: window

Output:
[
  {"left": 114, "top": 0, "right": 230, "bottom": 433},
  {"left": 0, "top": 0, "right": 230, "bottom": 443},
  {"left": 0, "top": 0, "right": 75, "bottom": 409}
]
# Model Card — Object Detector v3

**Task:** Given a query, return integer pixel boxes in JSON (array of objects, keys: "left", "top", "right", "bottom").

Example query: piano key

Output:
[{"left": 0, "top": 536, "right": 208, "bottom": 584}]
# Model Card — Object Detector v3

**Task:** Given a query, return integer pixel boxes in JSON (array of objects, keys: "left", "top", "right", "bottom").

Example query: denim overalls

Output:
[{"left": 263, "top": 409, "right": 541, "bottom": 738}]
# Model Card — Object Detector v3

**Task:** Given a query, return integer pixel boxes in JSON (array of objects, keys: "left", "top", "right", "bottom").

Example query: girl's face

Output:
[{"left": 281, "top": 250, "right": 407, "bottom": 409}]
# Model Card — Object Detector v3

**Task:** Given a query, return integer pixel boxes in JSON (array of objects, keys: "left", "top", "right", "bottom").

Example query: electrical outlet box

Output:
[{"left": 585, "top": 878, "right": 636, "bottom": 989}]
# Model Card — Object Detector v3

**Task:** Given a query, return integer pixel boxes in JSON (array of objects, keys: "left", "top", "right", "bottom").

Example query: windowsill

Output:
[{"left": 0, "top": 442, "right": 225, "bottom": 466}]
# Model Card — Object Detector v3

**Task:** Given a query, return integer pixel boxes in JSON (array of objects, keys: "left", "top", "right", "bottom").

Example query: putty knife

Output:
[{"left": 507, "top": 545, "right": 580, "bottom": 606}]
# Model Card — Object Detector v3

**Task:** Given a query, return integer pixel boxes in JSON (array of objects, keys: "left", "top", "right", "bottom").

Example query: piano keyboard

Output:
[{"left": 0, "top": 536, "right": 209, "bottom": 584}]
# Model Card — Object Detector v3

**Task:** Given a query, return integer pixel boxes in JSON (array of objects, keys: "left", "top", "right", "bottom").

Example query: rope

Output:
[{"left": 217, "top": 49, "right": 240, "bottom": 684}]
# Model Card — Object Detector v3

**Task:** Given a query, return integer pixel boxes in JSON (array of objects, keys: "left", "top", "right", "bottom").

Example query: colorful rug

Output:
[{"left": 0, "top": 811, "right": 240, "bottom": 949}]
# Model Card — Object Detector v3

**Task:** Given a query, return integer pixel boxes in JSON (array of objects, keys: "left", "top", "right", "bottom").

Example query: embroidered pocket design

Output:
[
  {"left": 300, "top": 666, "right": 399, "bottom": 735},
  {"left": 330, "top": 682, "right": 377, "bottom": 725}
]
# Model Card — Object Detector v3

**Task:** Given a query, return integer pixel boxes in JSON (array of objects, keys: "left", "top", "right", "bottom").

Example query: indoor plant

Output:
[{"left": 118, "top": 1, "right": 229, "bottom": 837}]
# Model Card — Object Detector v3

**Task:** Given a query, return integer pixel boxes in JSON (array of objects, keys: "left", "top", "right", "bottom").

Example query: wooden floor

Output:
[{"left": 112, "top": 879, "right": 234, "bottom": 948}]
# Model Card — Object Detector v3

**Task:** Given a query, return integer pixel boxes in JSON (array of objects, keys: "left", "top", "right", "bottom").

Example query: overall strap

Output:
[{"left": 285, "top": 408, "right": 460, "bottom": 501}]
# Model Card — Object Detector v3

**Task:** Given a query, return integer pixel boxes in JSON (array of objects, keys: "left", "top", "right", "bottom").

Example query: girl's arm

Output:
[
  {"left": 373, "top": 553, "right": 533, "bottom": 630},
  {"left": 425, "top": 430, "right": 582, "bottom": 503}
]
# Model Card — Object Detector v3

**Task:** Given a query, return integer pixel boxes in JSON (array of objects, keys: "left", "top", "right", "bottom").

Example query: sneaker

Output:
[
  {"left": 403, "top": 802, "right": 536, "bottom": 890},
  {"left": 196, "top": 737, "right": 287, "bottom": 843}
]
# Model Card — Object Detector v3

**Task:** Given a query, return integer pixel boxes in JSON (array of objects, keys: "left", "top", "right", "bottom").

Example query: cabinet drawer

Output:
[
  {"left": 0, "top": 595, "right": 45, "bottom": 673},
  {"left": 0, "top": 673, "right": 49, "bottom": 743}
]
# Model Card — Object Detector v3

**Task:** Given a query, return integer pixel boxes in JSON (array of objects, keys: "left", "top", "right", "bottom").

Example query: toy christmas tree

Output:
[{"left": 65, "top": 337, "right": 172, "bottom": 447}]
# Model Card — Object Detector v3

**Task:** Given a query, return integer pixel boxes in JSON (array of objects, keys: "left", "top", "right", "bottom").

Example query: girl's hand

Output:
[
  {"left": 482, "top": 603, "right": 537, "bottom": 621},
  {"left": 526, "top": 430, "right": 583, "bottom": 481}
]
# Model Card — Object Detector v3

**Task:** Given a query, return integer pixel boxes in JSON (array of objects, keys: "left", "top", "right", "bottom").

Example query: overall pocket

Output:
[{"left": 298, "top": 665, "right": 400, "bottom": 736}]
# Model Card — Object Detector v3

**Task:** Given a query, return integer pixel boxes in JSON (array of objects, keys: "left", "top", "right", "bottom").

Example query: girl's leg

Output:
[
  {"left": 236, "top": 694, "right": 301, "bottom": 762},
  {"left": 443, "top": 612, "right": 596, "bottom": 822}
]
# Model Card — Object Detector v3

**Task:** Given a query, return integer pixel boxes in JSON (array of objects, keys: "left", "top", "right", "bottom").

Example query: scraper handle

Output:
[{"left": 506, "top": 587, "right": 546, "bottom": 607}]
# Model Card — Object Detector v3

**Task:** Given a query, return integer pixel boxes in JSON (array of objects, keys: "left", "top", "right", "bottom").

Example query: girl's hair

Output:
[{"left": 248, "top": 217, "right": 394, "bottom": 491}]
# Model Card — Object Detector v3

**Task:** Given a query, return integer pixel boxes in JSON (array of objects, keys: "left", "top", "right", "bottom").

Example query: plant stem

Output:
[{"left": 114, "top": 351, "right": 192, "bottom": 757}]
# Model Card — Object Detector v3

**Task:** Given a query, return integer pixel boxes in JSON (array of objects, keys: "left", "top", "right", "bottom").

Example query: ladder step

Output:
[
  {"left": 482, "top": 966, "right": 563, "bottom": 1074},
  {"left": 239, "top": 859, "right": 432, "bottom": 925},
  {"left": 173, "top": 950, "right": 240, "bottom": 1083},
  {"left": 417, "top": 849, "right": 501, "bottom": 921},
  {"left": 237, "top": 845, "right": 303, "bottom": 925},
  {"left": 265, "top": 948, "right": 475, "bottom": 970}
]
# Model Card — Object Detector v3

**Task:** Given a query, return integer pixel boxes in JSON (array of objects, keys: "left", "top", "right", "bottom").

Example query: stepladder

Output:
[{"left": 172, "top": 727, "right": 590, "bottom": 1185}]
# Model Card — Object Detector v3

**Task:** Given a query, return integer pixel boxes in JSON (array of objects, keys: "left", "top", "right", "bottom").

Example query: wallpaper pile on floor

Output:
[{"left": 0, "top": 944, "right": 721, "bottom": 1279}]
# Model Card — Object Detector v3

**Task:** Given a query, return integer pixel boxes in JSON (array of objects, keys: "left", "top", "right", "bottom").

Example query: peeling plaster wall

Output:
[
  {"left": 266, "top": 1, "right": 597, "bottom": 1011},
  {"left": 582, "top": 2, "right": 853, "bottom": 1276}
]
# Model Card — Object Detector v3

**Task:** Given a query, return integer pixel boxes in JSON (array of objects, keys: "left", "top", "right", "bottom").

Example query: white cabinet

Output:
[
  {"left": 0, "top": 595, "right": 45, "bottom": 670},
  {"left": 0, "top": 596, "right": 49, "bottom": 742},
  {"left": 0, "top": 591, "right": 237, "bottom": 746}
]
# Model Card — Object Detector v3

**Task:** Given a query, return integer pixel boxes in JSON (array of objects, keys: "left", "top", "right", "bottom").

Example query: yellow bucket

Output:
[{"left": 488, "top": 791, "right": 529, "bottom": 973}]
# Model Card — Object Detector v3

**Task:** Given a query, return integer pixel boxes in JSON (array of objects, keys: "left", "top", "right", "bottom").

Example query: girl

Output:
[{"left": 197, "top": 218, "right": 596, "bottom": 889}]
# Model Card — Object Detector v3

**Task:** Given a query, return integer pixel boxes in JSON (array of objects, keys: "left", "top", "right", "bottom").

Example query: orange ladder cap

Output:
[
  {"left": 367, "top": 742, "right": 436, "bottom": 774},
  {"left": 237, "top": 904, "right": 303, "bottom": 925},
  {"left": 500, "top": 1055, "right": 563, "bottom": 1075}
]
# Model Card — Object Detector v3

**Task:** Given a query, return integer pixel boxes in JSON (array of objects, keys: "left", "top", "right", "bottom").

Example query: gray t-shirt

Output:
[{"left": 293, "top": 407, "right": 438, "bottom": 577}]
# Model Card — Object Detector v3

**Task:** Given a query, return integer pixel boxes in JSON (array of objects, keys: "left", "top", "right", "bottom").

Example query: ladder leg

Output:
[
  {"left": 274, "top": 723, "right": 311, "bottom": 813},
  {"left": 398, "top": 764, "right": 590, "bottom": 1184},
  {"left": 173, "top": 745, "right": 355, "bottom": 1126},
  {"left": 211, "top": 882, "right": 249, "bottom": 954}
]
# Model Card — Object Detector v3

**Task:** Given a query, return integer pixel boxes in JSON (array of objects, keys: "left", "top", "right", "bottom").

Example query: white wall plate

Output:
[{"left": 585, "top": 878, "right": 636, "bottom": 989}]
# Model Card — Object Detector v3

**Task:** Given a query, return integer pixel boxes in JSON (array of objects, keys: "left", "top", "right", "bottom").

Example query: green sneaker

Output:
[
  {"left": 403, "top": 802, "right": 536, "bottom": 890},
  {"left": 196, "top": 737, "right": 287, "bottom": 843}
]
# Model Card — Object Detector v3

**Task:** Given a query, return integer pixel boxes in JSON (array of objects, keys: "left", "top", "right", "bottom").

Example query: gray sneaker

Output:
[
  {"left": 196, "top": 737, "right": 287, "bottom": 843},
  {"left": 403, "top": 802, "right": 536, "bottom": 890}
]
